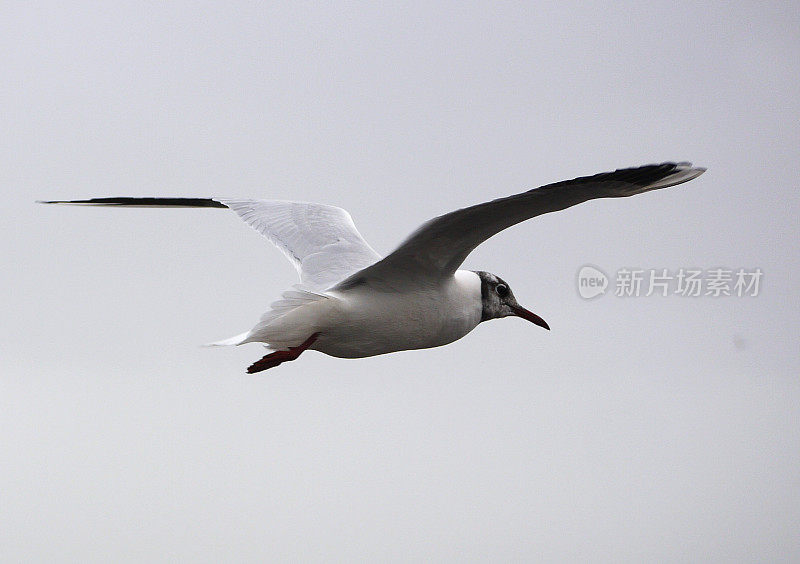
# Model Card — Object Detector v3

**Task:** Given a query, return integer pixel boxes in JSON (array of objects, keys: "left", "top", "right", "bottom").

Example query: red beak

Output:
[{"left": 510, "top": 304, "right": 550, "bottom": 330}]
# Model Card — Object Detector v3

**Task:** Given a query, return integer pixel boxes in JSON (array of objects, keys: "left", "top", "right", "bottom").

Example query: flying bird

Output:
[{"left": 40, "top": 162, "right": 705, "bottom": 373}]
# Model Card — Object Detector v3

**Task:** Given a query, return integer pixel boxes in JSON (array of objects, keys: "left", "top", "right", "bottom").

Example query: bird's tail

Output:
[{"left": 204, "top": 331, "right": 249, "bottom": 347}]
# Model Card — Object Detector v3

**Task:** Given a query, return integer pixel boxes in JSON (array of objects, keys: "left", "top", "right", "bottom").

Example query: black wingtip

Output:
[
  {"left": 36, "top": 197, "right": 228, "bottom": 208},
  {"left": 543, "top": 162, "right": 703, "bottom": 190}
]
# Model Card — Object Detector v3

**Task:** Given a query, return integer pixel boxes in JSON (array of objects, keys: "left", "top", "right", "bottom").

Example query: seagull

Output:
[{"left": 41, "top": 162, "right": 705, "bottom": 373}]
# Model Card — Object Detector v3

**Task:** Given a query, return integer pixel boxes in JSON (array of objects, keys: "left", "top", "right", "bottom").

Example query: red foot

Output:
[{"left": 246, "top": 333, "right": 319, "bottom": 374}]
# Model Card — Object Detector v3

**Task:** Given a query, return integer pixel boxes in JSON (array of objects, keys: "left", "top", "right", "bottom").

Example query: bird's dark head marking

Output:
[{"left": 474, "top": 271, "right": 549, "bottom": 330}]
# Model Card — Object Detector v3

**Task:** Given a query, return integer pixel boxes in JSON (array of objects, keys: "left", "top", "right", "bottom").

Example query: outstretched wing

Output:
[
  {"left": 215, "top": 199, "right": 380, "bottom": 290},
  {"left": 38, "top": 196, "right": 381, "bottom": 291},
  {"left": 335, "top": 162, "right": 705, "bottom": 289}
]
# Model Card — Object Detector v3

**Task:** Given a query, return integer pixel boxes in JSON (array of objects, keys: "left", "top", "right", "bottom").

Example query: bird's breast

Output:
[{"left": 314, "top": 272, "right": 483, "bottom": 358}]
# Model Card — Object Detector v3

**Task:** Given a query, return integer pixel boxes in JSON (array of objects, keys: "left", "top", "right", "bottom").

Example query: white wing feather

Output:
[{"left": 216, "top": 199, "right": 381, "bottom": 291}]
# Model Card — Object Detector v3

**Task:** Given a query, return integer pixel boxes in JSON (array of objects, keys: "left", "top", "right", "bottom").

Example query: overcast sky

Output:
[{"left": 2, "top": 1, "right": 799, "bottom": 561}]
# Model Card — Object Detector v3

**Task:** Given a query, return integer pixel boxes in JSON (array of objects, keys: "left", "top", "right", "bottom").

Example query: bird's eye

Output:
[{"left": 496, "top": 284, "right": 509, "bottom": 298}]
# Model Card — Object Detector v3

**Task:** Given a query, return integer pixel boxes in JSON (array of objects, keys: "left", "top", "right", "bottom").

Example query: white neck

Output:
[{"left": 454, "top": 269, "right": 483, "bottom": 305}]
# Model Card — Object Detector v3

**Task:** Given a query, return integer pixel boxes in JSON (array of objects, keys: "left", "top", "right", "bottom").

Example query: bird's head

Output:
[{"left": 474, "top": 271, "right": 550, "bottom": 330}]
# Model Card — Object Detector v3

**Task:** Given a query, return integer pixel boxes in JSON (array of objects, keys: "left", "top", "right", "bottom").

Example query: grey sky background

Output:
[{"left": 2, "top": 1, "right": 799, "bottom": 561}]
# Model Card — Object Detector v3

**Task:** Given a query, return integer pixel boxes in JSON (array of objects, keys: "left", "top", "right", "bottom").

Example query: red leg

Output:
[{"left": 246, "top": 333, "right": 319, "bottom": 374}]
